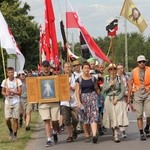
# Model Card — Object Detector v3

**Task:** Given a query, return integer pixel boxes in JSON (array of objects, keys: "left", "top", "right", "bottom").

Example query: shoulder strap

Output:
[
  {"left": 91, "top": 76, "right": 95, "bottom": 83},
  {"left": 5, "top": 79, "right": 7, "bottom": 88},
  {"left": 106, "top": 75, "right": 110, "bottom": 83},
  {"left": 117, "top": 75, "right": 121, "bottom": 83},
  {"left": 16, "top": 78, "right": 18, "bottom": 87},
  {"left": 78, "top": 76, "right": 82, "bottom": 85}
]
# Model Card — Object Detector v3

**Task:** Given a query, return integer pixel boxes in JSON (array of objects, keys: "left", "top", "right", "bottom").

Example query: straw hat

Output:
[
  {"left": 106, "top": 63, "right": 117, "bottom": 71},
  {"left": 72, "top": 60, "right": 80, "bottom": 66}
]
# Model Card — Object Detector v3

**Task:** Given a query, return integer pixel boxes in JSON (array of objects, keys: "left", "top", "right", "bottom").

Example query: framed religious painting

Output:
[{"left": 37, "top": 76, "right": 59, "bottom": 103}]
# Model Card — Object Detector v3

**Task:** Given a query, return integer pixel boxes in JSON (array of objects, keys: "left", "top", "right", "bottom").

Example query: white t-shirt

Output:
[
  {"left": 1, "top": 78, "right": 22, "bottom": 105},
  {"left": 73, "top": 71, "right": 82, "bottom": 80},
  {"left": 60, "top": 73, "right": 77, "bottom": 107}
]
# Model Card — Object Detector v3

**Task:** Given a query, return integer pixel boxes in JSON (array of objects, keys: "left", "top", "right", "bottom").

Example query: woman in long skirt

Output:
[{"left": 102, "top": 64, "right": 129, "bottom": 143}]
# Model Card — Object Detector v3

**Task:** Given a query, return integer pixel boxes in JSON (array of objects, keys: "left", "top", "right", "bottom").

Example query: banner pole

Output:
[{"left": 1, "top": 47, "right": 6, "bottom": 79}]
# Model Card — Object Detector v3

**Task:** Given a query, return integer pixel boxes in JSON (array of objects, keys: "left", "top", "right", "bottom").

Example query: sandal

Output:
[{"left": 67, "top": 137, "right": 73, "bottom": 142}]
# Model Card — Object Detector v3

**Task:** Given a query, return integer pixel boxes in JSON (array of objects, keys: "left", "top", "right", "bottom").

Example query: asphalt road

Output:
[{"left": 25, "top": 112, "right": 150, "bottom": 150}]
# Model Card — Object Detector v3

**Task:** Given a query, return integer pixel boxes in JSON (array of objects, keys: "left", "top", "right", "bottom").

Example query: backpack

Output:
[
  {"left": 78, "top": 75, "right": 95, "bottom": 85},
  {"left": 78, "top": 76, "right": 100, "bottom": 94}
]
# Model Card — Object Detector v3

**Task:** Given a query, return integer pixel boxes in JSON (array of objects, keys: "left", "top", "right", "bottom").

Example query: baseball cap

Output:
[
  {"left": 42, "top": 60, "right": 50, "bottom": 67},
  {"left": 18, "top": 70, "right": 25, "bottom": 75}
]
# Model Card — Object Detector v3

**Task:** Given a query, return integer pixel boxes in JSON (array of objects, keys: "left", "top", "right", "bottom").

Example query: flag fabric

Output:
[
  {"left": 0, "top": 11, "right": 25, "bottom": 70},
  {"left": 60, "top": 20, "right": 79, "bottom": 61},
  {"left": 66, "top": 12, "right": 79, "bottom": 28},
  {"left": 106, "top": 19, "right": 118, "bottom": 37},
  {"left": 39, "top": 25, "right": 46, "bottom": 62},
  {"left": 79, "top": 31, "right": 91, "bottom": 59},
  {"left": 120, "top": 0, "right": 147, "bottom": 33},
  {"left": 60, "top": 20, "right": 67, "bottom": 61},
  {"left": 9, "top": 29, "right": 25, "bottom": 71},
  {"left": 45, "top": 0, "right": 59, "bottom": 66},
  {"left": 66, "top": 10, "right": 110, "bottom": 63}
]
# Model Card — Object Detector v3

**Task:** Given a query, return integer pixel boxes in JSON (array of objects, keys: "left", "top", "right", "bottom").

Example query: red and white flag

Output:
[
  {"left": 39, "top": 25, "right": 46, "bottom": 62},
  {"left": 44, "top": 0, "right": 60, "bottom": 66},
  {"left": 0, "top": 11, "right": 25, "bottom": 70},
  {"left": 66, "top": 0, "right": 110, "bottom": 63}
]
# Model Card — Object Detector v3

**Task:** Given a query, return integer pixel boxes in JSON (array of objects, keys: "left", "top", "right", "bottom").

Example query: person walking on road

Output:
[
  {"left": 1, "top": 67, "right": 22, "bottom": 141},
  {"left": 128, "top": 55, "right": 150, "bottom": 141},
  {"left": 38, "top": 61, "right": 60, "bottom": 147},
  {"left": 102, "top": 64, "right": 129, "bottom": 143},
  {"left": 76, "top": 62, "right": 100, "bottom": 144},
  {"left": 60, "top": 62, "right": 78, "bottom": 143}
]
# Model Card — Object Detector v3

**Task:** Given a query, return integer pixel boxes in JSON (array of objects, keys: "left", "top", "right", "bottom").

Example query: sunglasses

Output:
[
  {"left": 138, "top": 61, "right": 146, "bottom": 64},
  {"left": 109, "top": 68, "right": 117, "bottom": 71}
]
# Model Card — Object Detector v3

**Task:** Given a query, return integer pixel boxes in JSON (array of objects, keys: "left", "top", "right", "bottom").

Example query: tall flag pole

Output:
[{"left": 120, "top": 0, "right": 147, "bottom": 33}]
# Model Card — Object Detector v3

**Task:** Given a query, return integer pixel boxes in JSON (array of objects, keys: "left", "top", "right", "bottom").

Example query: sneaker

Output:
[
  {"left": 12, "top": 135, "right": 17, "bottom": 141},
  {"left": 53, "top": 134, "right": 58, "bottom": 143},
  {"left": 66, "top": 137, "right": 73, "bottom": 143},
  {"left": 99, "top": 127, "right": 104, "bottom": 135},
  {"left": 45, "top": 140, "right": 52, "bottom": 147},
  {"left": 122, "top": 131, "right": 127, "bottom": 138},
  {"left": 9, "top": 132, "right": 14, "bottom": 141},
  {"left": 103, "top": 126, "right": 107, "bottom": 132},
  {"left": 92, "top": 136, "right": 98, "bottom": 143},
  {"left": 84, "top": 137, "right": 91, "bottom": 143},
  {"left": 25, "top": 126, "right": 30, "bottom": 131},
  {"left": 144, "top": 128, "right": 150, "bottom": 137},
  {"left": 114, "top": 129, "right": 120, "bottom": 143},
  {"left": 59, "top": 125, "right": 65, "bottom": 132},
  {"left": 19, "top": 119, "right": 23, "bottom": 128},
  {"left": 73, "top": 131, "right": 78, "bottom": 139},
  {"left": 140, "top": 134, "right": 146, "bottom": 141},
  {"left": 114, "top": 137, "right": 120, "bottom": 143}
]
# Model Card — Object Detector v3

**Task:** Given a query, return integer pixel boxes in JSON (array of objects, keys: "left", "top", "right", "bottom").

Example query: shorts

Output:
[
  {"left": 39, "top": 103, "right": 60, "bottom": 121},
  {"left": 61, "top": 106, "right": 78, "bottom": 127},
  {"left": 133, "top": 93, "right": 150, "bottom": 118},
  {"left": 20, "top": 98, "right": 33, "bottom": 114},
  {"left": 5, "top": 102, "right": 20, "bottom": 119}
]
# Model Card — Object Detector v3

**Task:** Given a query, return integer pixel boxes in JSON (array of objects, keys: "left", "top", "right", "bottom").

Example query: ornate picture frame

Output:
[{"left": 26, "top": 75, "right": 70, "bottom": 103}]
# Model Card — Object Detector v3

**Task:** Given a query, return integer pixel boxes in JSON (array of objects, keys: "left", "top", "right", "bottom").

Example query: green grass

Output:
[{"left": 0, "top": 100, "right": 39, "bottom": 150}]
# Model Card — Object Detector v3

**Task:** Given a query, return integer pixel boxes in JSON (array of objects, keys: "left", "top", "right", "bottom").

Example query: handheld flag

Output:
[
  {"left": 120, "top": 0, "right": 147, "bottom": 33},
  {"left": 106, "top": 19, "right": 118, "bottom": 37},
  {"left": 65, "top": 0, "right": 110, "bottom": 63}
]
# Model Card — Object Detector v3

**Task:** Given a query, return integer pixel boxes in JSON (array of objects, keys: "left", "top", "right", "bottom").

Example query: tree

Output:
[{"left": 0, "top": 0, "right": 39, "bottom": 71}]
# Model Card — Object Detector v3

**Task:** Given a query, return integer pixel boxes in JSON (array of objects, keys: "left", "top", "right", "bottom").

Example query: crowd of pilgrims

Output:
[{"left": 1, "top": 57, "right": 149, "bottom": 147}]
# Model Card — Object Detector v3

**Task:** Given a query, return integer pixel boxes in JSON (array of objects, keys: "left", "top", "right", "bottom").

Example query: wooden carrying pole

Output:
[{"left": 1, "top": 47, "right": 6, "bottom": 79}]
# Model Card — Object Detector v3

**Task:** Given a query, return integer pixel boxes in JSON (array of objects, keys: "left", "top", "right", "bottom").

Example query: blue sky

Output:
[{"left": 22, "top": 0, "right": 150, "bottom": 42}]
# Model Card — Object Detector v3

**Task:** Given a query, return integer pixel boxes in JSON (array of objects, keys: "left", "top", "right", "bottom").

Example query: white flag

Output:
[{"left": 0, "top": 11, "right": 25, "bottom": 70}]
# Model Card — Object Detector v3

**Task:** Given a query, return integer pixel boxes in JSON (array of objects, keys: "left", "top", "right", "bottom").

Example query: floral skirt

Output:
[{"left": 79, "top": 91, "right": 99, "bottom": 124}]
